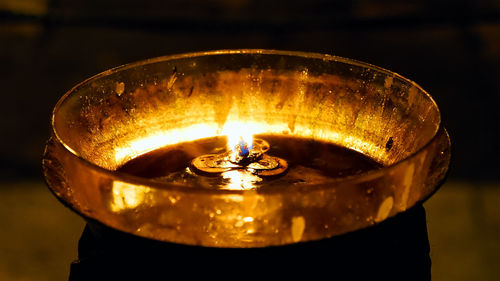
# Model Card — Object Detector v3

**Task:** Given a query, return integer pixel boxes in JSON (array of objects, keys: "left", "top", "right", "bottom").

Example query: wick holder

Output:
[{"left": 190, "top": 138, "right": 288, "bottom": 177}]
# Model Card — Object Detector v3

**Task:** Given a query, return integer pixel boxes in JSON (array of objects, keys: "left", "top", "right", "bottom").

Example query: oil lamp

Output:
[{"left": 42, "top": 50, "right": 450, "bottom": 279}]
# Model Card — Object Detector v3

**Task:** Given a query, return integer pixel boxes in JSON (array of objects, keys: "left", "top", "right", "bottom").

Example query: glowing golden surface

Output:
[{"left": 42, "top": 50, "right": 450, "bottom": 247}]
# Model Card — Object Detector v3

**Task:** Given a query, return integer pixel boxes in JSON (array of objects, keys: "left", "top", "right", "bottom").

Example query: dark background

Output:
[{"left": 1, "top": 0, "right": 499, "bottom": 280}]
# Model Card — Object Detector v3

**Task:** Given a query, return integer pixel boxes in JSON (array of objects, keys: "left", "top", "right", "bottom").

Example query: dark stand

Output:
[{"left": 69, "top": 205, "right": 430, "bottom": 280}]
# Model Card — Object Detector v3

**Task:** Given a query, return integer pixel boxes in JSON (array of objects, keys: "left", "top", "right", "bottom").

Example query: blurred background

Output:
[{"left": 1, "top": 0, "right": 499, "bottom": 280}]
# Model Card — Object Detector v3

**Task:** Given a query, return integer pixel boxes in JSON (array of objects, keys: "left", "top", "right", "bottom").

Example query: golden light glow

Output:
[
  {"left": 114, "top": 123, "right": 219, "bottom": 164},
  {"left": 221, "top": 121, "right": 256, "bottom": 152},
  {"left": 110, "top": 180, "right": 151, "bottom": 212},
  {"left": 243, "top": 216, "right": 254, "bottom": 222},
  {"left": 221, "top": 170, "right": 262, "bottom": 190}
]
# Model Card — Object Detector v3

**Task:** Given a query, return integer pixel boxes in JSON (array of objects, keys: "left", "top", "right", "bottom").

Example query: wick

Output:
[{"left": 237, "top": 137, "right": 250, "bottom": 157}]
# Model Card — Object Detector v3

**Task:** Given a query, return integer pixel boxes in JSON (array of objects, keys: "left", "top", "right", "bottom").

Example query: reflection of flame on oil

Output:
[{"left": 221, "top": 170, "right": 262, "bottom": 190}]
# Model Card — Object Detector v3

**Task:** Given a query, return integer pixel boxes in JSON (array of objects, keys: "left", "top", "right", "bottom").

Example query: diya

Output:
[{"left": 42, "top": 50, "right": 450, "bottom": 280}]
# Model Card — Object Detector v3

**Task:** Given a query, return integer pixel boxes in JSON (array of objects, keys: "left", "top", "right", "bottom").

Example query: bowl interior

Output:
[{"left": 54, "top": 51, "right": 440, "bottom": 171}]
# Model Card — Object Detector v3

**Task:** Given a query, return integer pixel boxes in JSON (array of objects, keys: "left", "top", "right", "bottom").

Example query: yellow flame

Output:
[{"left": 221, "top": 121, "right": 256, "bottom": 151}]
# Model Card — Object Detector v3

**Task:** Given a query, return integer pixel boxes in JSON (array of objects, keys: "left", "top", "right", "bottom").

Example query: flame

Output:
[{"left": 222, "top": 121, "right": 255, "bottom": 153}]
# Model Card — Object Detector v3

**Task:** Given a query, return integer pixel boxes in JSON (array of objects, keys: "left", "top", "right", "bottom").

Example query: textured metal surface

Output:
[{"left": 42, "top": 50, "right": 450, "bottom": 247}]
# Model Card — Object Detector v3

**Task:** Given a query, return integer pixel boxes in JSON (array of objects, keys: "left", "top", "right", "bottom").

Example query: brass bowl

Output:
[{"left": 42, "top": 49, "right": 450, "bottom": 247}]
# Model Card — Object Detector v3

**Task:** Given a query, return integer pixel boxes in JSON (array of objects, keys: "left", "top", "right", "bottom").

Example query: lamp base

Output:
[{"left": 69, "top": 205, "right": 430, "bottom": 281}]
